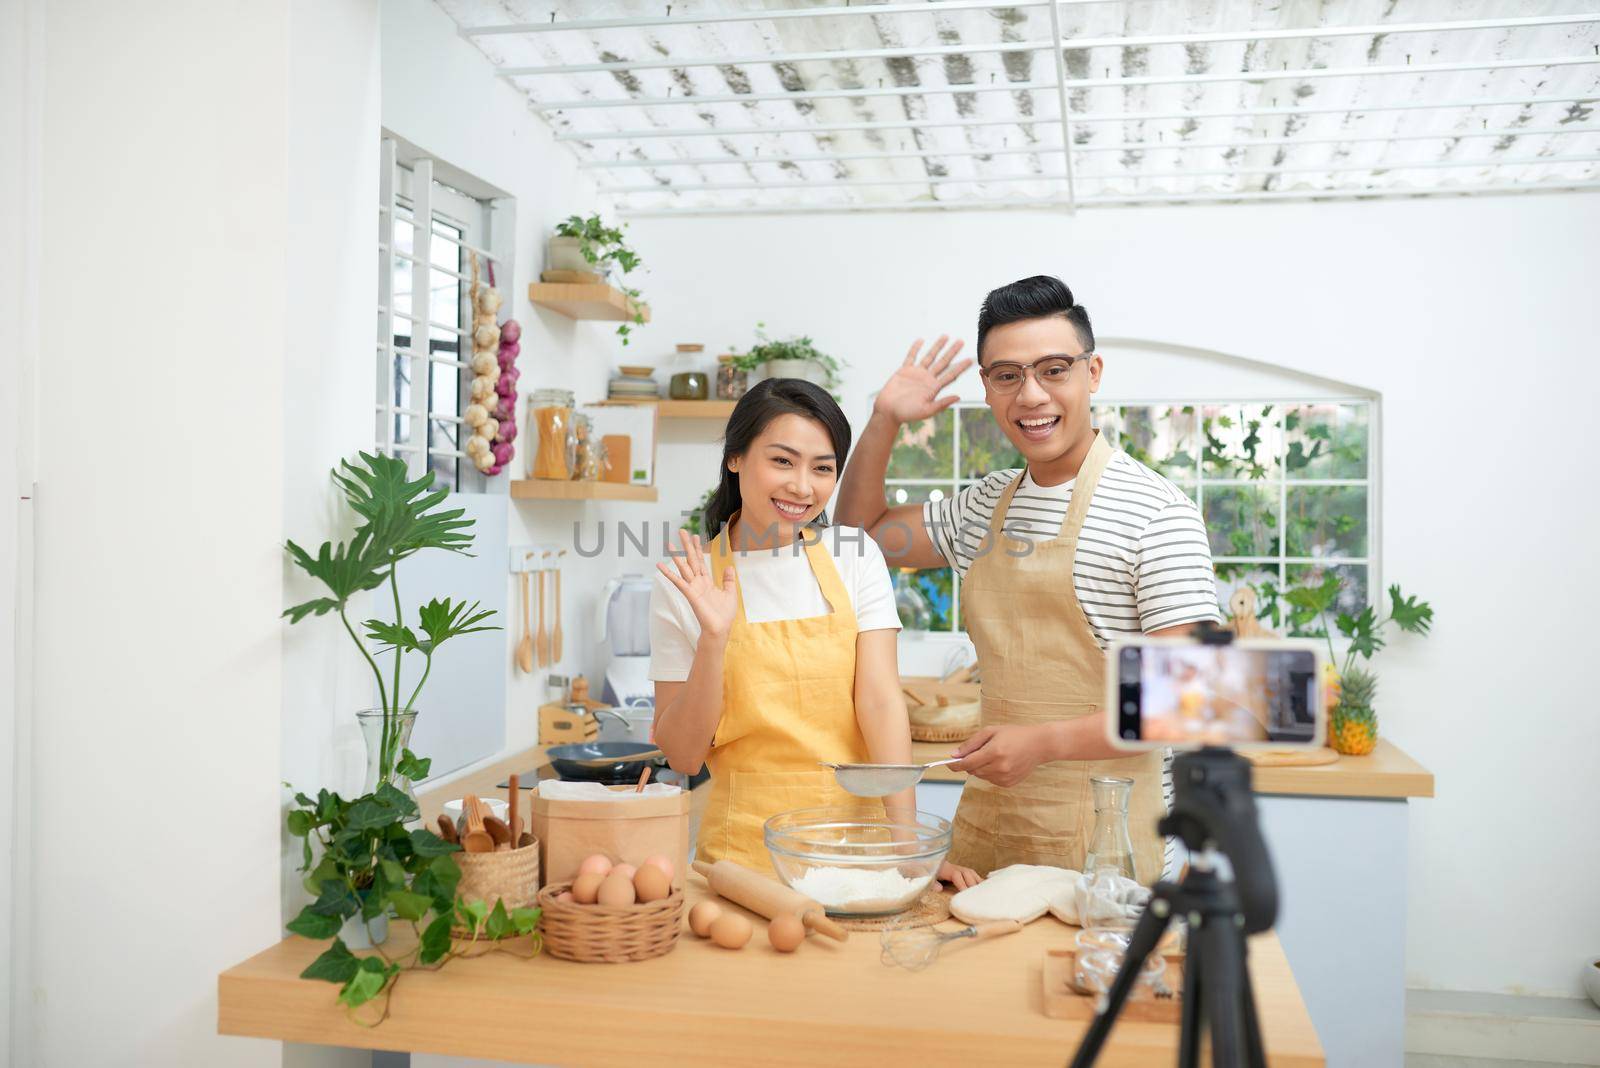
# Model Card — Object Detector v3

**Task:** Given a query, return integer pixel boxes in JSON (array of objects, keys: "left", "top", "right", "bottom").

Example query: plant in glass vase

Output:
[{"left": 283, "top": 451, "right": 497, "bottom": 803}]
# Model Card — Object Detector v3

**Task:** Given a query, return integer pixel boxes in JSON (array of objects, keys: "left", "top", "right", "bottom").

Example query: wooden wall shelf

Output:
[
  {"left": 528, "top": 282, "right": 650, "bottom": 323},
  {"left": 600, "top": 399, "right": 736, "bottom": 420},
  {"left": 510, "top": 480, "right": 657, "bottom": 503}
]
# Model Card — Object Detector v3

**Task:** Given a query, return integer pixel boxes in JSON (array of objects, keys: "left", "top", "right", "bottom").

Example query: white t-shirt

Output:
[{"left": 649, "top": 524, "right": 902, "bottom": 683}]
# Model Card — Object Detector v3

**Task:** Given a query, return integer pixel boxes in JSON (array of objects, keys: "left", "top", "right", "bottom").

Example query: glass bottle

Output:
[{"left": 1083, "top": 775, "right": 1138, "bottom": 881}]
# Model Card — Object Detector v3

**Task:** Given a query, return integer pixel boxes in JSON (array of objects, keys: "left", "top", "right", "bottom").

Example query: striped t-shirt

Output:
[
  {"left": 923, "top": 449, "right": 1222, "bottom": 882},
  {"left": 922, "top": 450, "right": 1223, "bottom": 643}
]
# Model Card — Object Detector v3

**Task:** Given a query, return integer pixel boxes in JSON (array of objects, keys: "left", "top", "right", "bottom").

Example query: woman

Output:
[{"left": 650, "top": 378, "right": 978, "bottom": 888}]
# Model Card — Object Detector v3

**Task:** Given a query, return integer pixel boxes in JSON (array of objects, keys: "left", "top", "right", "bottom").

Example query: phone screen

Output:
[{"left": 1109, "top": 639, "right": 1324, "bottom": 749}]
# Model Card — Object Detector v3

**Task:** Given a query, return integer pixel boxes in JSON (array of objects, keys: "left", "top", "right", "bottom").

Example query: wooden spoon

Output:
[
  {"left": 634, "top": 765, "right": 650, "bottom": 793},
  {"left": 484, "top": 816, "right": 512, "bottom": 852},
  {"left": 435, "top": 813, "right": 459, "bottom": 845},
  {"left": 507, "top": 774, "right": 521, "bottom": 850},
  {"left": 515, "top": 571, "right": 534, "bottom": 673},
  {"left": 534, "top": 566, "right": 548, "bottom": 668},
  {"left": 551, "top": 553, "right": 565, "bottom": 662},
  {"left": 461, "top": 795, "right": 494, "bottom": 854}
]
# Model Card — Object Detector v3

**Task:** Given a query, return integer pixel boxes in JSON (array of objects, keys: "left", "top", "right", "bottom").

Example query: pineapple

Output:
[{"left": 1330, "top": 666, "right": 1378, "bottom": 756}]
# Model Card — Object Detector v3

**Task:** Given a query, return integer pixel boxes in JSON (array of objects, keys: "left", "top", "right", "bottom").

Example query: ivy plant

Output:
[{"left": 286, "top": 778, "right": 542, "bottom": 1023}]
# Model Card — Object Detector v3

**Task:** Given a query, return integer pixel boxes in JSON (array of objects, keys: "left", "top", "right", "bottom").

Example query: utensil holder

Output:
[{"left": 452, "top": 839, "right": 541, "bottom": 936}]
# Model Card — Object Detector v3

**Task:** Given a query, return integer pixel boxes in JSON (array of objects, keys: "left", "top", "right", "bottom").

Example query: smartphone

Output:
[{"left": 1106, "top": 637, "right": 1326, "bottom": 750}]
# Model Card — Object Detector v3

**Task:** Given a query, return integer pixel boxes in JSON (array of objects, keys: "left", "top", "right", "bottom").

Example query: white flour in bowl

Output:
[{"left": 789, "top": 866, "right": 931, "bottom": 912}]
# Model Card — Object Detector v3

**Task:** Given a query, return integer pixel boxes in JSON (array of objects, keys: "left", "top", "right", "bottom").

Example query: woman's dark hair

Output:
[
  {"left": 975, "top": 275, "right": 1095, "bottom": 363},
  {"left": 700, "top": 378, "right": 852, "bottom": 539}
]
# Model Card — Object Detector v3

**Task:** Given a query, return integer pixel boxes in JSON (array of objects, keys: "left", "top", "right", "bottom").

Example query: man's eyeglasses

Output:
[{"left": 978, "top": 354, "right": 1094, "bottom": 395}]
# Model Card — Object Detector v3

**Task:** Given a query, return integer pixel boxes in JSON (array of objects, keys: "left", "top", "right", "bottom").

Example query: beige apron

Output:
[{"left": 947, "top": 431, "right": 1167, "bottom": 883}]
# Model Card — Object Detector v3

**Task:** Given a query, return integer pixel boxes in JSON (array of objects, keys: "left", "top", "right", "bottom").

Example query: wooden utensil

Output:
[
  {"left": 634, "top": 765, "right": 650, "bottom": 793},
  {"left": 507, "top": 774, "right": 521, "bottom": 849},
  {"left": 551, "top": 552, "right": 565, "bottom": 662},
  {"left": 484, "top": 815, "right": 512, "bottom": 851},
  {"left": 692, "top": 859, "right": 849, "bottom": 943},
  {"left": 516, "top": 831, "right": 535, "bottom": 849},
  {"left": 534, "top": 565, "right": 549, "bottom": 668},
  {"left": 461, "top": 795, "right": 494, "bottom": 854},
  {"left": 435, "top": 814, "right": 458, "bottom": 845},
  {"left": 516, "top": 572, "right": 534, "bottom": 673},
  {"left": 564, "top": 748, "right": 665, "bottom": 768}
]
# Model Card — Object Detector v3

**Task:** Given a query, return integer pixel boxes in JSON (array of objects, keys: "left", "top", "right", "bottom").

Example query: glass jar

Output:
[
  {"left": 1083, "top": 775, "right": 1138, "bottom": 881},
  {"left": 528, "top": 388, "right": 576, "bottom": 480},
  {"left": 572, "top": 413, "right": 605, "bottom": 481},
  {"left": 716, "top": 355, "right": 748, "bottom": 401},
  {"left": 669, "top": 372, "right": 709, "bottom": 400}
]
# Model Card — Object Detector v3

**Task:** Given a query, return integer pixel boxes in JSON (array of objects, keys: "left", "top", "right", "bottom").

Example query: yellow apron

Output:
[
  {"left": 696, "top": 516, "right": 877, "bottom": 872},
  {"left": 947, "top": 431, "right": 1167, "bottom": 883}
]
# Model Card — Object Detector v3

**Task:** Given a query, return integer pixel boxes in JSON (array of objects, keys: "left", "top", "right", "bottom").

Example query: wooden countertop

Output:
[
  {"left": 219, "top": 881, "right": 1322, "bottom": 1066},
  {"left": 913, "top": 738, "right": 1433, "bottom": 800}
]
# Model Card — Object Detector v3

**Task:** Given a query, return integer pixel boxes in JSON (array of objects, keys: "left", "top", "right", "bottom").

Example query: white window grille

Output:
[
  {"left": 376, "top": 137, "right": 510, "bottom": 491},
  {"left": 885, "top": 399, "right": 1377, "bottom": 635}
]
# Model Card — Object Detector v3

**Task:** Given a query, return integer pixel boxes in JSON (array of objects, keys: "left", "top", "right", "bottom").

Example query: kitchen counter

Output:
[
  {"left": 219, "top": 881, "right": 1322, "bottom": 1066},
  {"left": 913, "top": 737, "right": 1433, "bottom": 799}
]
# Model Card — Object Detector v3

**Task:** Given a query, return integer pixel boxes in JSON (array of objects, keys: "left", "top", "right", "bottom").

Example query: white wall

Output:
[
  {"left": 380, "top": 0, "right": 656, "bottom": 759},
  {"left": 625, "top": 193, "right": 1600, "bottom": 999},
  {"left": 20, "top": 1, "right": 293, "bottom": 1064}
]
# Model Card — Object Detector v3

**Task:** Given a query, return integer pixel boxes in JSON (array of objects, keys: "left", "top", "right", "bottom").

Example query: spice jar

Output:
[
  {"left": 715, "top": 354, "right": 748, "bottom": 401},
  {"left": 668, "top": 343, "right": 708, "bottom": 401},
  {"left": 572, "top": 413, "right": 605, "bottom": 481},
  {"left": 528, "top": 388, "right": 576, "bottom": 480}
]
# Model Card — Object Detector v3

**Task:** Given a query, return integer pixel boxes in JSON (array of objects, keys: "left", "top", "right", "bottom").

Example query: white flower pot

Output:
[
  {"left": 547, "top": 236, "right": 594, "bottom": 274},
  {"left": 763, "top": 358, "right": 830, "bottom": 387},
  {"left": 341, "top": 910, "right": 389, "bottom": 950}
]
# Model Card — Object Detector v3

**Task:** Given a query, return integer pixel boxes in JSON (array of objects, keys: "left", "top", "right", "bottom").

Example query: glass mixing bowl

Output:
[{"left": 764, "top": 806, "right": 952, "bottom": 917}]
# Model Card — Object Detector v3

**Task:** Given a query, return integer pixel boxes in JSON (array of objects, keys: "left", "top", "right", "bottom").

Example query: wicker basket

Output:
[
  {"left": 908, "top": 699, "right": 981, "bottom": 743},
  {"left": 452, "top": 840, "right": 541, "bottom": 935},
  {"left": 537, "top": 881, "right": 685, "bottom": 963}
]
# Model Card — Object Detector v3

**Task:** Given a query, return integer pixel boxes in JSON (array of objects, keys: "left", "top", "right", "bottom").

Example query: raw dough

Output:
[{"left": 948, "top": 864, "right": 1081, "bottom": 925}]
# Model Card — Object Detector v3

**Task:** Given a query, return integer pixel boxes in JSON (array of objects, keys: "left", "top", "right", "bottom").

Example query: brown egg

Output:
[
  {"left": 633, "top": 863, "right": 672, "bottom": 903},
  {"left": 688, "top": 901, "right": 723, "bottom": 937},
  {"left": 557, "top": 892, "right": 574, "bottom": 904},
  {"left": 597, "top": 871, "right": 637, "bottom": 908},
  {"left": 611, "top": 863, "right": 637, "bottom": 882},
  {"left": 576, "top": 854, "right": 613, "bottom": 879},
  {"left": 767, "top": 913, "right": 805, "bottom": 953},
  {"left": 642, "top": 855, "right": 675, "bottom": 883},
  {"left": 571, "top": 872, "right": 606, "bottom": 905},
  {"left": 710, "top": 911, "right": 752, "bottom": 950}
]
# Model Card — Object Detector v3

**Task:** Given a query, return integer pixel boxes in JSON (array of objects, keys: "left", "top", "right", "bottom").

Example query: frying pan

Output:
[{"left": 547, "top": 741, "right": 664, "bottom": 783}]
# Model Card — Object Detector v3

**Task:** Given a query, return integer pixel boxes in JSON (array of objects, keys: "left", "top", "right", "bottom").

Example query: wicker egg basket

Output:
[
  {"left": 451, "top": 840, "right": 541, "bottom": 936},
  {"left": 537, "top": 881, "right": 685, "bottom": 963}
]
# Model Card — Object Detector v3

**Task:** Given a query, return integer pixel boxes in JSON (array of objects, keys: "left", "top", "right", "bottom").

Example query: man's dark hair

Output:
[{"left": 975, "top": 275, "right": 1095, "bottom": 363}]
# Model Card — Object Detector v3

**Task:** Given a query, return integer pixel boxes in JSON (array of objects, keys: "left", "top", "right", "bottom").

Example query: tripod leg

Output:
[
  {"left": 1177, "top": 930, "right": 1202, "bottom": 1068},
  {"left": 1068, "top": 893, "right": 1175, "bottom": 1068},
  {"left": 1239, "top": 939, "right": 1267, "bottom": 1068},
  {"left": 1199, "top": 912, "right": 1248, "bottom": 1068}
]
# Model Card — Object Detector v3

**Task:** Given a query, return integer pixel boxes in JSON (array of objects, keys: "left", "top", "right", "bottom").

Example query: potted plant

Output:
[
  {"left": 550, "top": 212, "right": 647, "bottom": 346},
  {"left": 284, "top": 452, "right": 497, "bottom": 807},
  {"left": 1280, "top": 574, "right": 1434, "bottom": 755},
  {"left": 735, "top": 322, "right": 846, "bottom": 398}
]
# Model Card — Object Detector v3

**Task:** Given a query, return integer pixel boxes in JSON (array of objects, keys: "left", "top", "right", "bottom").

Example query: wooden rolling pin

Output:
[{"left": 692, "top": 859, "right": 850, "bottom": 943}]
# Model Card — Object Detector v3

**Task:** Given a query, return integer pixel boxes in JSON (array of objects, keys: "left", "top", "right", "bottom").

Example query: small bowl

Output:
[
  {"left": 764, "top": 806, "right": 951, "bottom": 918},
  {"left": 617, "top": 365, "right": 655, "bottom": 378}
]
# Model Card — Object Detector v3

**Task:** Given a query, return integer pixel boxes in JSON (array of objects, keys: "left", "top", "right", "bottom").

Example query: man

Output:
[{"left": 835, "top": 275, "right": 1221, "bottom": 881}]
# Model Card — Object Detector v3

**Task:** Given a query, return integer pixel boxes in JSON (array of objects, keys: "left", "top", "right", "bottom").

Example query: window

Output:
[
  {"left": 885, "top": 400, "right": 1376, "bottom": 635},
  {"left": 376, "top": 139, "right": 506, "bottom": 491}
]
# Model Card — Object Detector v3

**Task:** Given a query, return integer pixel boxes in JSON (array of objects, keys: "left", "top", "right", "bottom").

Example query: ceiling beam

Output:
[
  {"left": 613, "top": 181, "right": 1600, "bottom": 217},
  {"left": 542, "top": 55, "right": 1600, "bottom": 121},
  {"left": 501, "top": 14, "right": 1599, "bottom": 77},
  {"left": 460, "top": 1, "right": 1098, "bottom": 36}
]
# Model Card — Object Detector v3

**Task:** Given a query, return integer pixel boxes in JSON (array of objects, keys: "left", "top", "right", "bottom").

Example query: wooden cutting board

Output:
[{"left": 1242, "top": 747, "right": 1340, "bottom": 768}]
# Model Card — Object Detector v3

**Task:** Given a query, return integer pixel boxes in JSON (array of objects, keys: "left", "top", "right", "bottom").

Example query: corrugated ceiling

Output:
[{"left": 437, "top": 0, "right": 1600, "bottom": 214}]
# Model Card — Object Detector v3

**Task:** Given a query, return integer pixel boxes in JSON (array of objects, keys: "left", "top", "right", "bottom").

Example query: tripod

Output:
[{"left": 1069, "top": 746, "right": 1279, "bottom": 1068}]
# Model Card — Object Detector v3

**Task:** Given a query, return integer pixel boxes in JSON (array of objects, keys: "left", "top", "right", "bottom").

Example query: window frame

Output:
[{"left": 884, "top": 397, "right": 1380, "bottom": 637}]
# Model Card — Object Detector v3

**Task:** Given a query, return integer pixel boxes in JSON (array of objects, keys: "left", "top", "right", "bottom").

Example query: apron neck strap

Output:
[
  {"left": 1058, "top": 430, "right": 1113, "bottom": 539},
  {"left": 710, "top": 514, "right": 848, "bottom": 621}
]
